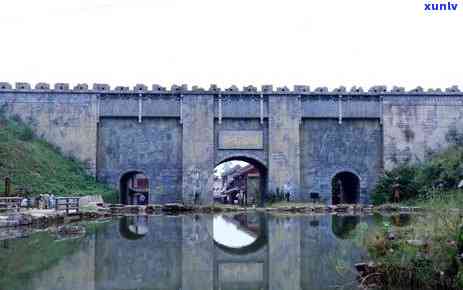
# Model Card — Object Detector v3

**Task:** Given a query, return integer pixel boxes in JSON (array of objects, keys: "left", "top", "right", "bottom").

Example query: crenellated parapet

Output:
[
  {"left": 1, "top": 80, "right": 462, "bottom": 205},
  {"left": 0, "top": 82, "right": 461, "bottom": 96}
]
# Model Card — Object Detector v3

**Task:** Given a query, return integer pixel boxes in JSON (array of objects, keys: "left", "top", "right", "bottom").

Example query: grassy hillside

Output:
[{"left": 0, "top": 113, "right": 117, "bottom": 202}]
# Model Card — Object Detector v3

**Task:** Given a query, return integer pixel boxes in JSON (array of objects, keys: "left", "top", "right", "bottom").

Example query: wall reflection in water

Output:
[{"left": 0, "top": 213, "right": 390, "bottom": 290}]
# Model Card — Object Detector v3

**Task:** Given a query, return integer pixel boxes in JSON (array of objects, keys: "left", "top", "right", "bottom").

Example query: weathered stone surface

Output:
[
  {"left": 93, "top": 83, "right": 110, "bottom": 91},
  {"left": 54, "top": 83, "right": 70, "bottom": 90},
  {"left": 407, "top": 239, "right": 427, "bottom": 247},
  {"left": 34, "top": 82, "right": 50, "bottom": 90},
  {"left": 0, "top": 92, "right": 98, "bottom": 174},
  {"left": 268, "top": 95, "right": 301, "bottom": 200},
  {"left": 182, "top": 94, "right": 214, "bottom": 205},
  {"left": 79, "top": 195, "right": 104, "bottom": 207},
  {"left": 113, "top": 86, "right": 130, "bottom": 92},
  {"left": 383, "top": 96, "right": 463, "bottom": 170},
  {"left": 162, "top": 203, "right": 190, "bottom": 212},
  {"left": 74, "top": 83, "right": 89, "bottom": 91},
  {"left": 214, "top": 119, "right": 268, "bottom": 181},
  {"left": 218, "top": 130, "right": 264, "bottom": 150},
  {"left": 97, "top": 117, "right": 182, "bottom": 203},
  {"left": 15, "top": 82, "right": 31, "bottom": 90},
  {"left": 1, "top": 83, "right": 462, "bottom": 205},
  {"left": 152, "top": 84, "right": 166, "bottom": 91},
  {"left": 0, "top": 82, "right": 12, "bottom": 90},
  {"left": 134, "top": 84, "right": 148, "bottom": 92},
  {"left": 300, "top": 119, "right": 382, "bottom": 203}
]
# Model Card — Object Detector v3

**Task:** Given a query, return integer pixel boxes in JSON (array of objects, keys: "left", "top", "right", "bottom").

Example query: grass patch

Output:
[
  {"left": 368, "top": 144, "right": 463, "bottom": 288},
  {"left": 367, "top": 211, "right": 463, "bottom": 289},
  {"left": 0, "top": 114, "right": 117, "bottom": 202}
]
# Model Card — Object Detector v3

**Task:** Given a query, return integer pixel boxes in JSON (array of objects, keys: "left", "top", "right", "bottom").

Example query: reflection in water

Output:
[
  {"left": 390, "top": 214, "right": 412, "bottom": 227},
  {"left": 213, "top": 214, "right": 259, "bottom": 248},
  {"left": 332, "top": 215, "right": 360, "bottom": 239},
  {"left": 119, "top": 216, "right": 149, "bottom": 240},
  {"left": 0, "top": 213, "right": 404, "bottom": 290},
  {"left": 308, "top": 216, "right": 320, "bottom": 227}
]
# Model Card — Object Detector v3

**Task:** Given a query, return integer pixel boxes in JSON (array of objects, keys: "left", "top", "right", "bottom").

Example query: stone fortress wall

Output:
[{"left": 1, "top": 82, "right": 462, "bottom": 204}]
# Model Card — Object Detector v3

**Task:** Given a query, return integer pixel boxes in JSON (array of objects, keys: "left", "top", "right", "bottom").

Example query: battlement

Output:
[
  {"left": 0, "top": 82, "right": 461, "bottom": 96},
  {"left": 1, "top": 79, "right": 462, "bottom": 206}
]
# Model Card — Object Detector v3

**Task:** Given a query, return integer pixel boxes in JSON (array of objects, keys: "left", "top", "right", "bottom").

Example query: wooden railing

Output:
[
  {"left": 0, "top": 197, "right": 22, "bottom": 212},
  {"left": 55, "top": 197, "right": 80, "bottom": 214}
]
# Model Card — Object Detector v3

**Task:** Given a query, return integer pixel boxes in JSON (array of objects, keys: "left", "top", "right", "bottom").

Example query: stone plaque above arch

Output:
[{"left": 218, "top": 130, "right": 264, "bottom": 150}]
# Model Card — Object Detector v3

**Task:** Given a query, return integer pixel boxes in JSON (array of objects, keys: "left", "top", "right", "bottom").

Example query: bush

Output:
[
  {"left": 372, "top": 145, "right": 463, "bottom": 205},
  {"left": 18, "top": 126, "right": 34, "bottom": 141},
  {"left": 372, "top": 166, "right": 420, "bottom": 205},
  {"left": 446, "top": 127, "right": 463, "bottom": 147}
]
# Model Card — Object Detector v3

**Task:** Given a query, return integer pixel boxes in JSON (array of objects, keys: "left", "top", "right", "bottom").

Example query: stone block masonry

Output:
[{"left": 1, "top": 82, "right": 462, "bottom": 204}]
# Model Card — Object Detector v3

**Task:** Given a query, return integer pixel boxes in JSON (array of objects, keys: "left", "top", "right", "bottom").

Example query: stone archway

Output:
[
  {"left": 215, "top": 156, "right": 268, "bottom": 206},
  {"left": 119, "top": 171, "right": 149, "bottom": 205},
  {"left": 331, "top": 171, "right": 360, "bottom": 205}
]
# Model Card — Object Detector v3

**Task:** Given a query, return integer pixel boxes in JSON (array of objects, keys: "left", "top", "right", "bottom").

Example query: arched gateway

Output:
[
  {"left": 331, "top": 171, "right": 360, "bottom": 204},
  {"left": 119, "top": 171, "right": 149, "bottom": 205},
  {"left": 214, "top": 156, "right": 268, "bottom": 206}
]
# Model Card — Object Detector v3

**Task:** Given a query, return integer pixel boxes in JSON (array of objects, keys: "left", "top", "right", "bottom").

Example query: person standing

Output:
[
  {"left": 283, "top": 182, "right": 292, "bottom": 202},
  {"left": 392, "top": 178, "right": 401, "bottom": 203},
  {"left": 239, "top": 188, "right": 247, "bottom": 206},
  {"left": 138, "top": 194, "right": 146, "bottom": 205},
  {"left": 49, "top": 194, "right": 56, "bottom": 209},
  {"left": 194, "top": 192, "right": 199, "bottom": 205},
  {"left": 4, "top": 177, "right": 11, "bottom": 196}
]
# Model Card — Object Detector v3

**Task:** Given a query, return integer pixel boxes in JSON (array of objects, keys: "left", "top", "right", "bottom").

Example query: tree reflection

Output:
[{"left": 332, "top": 215, "right": 360, "bottom": 239}]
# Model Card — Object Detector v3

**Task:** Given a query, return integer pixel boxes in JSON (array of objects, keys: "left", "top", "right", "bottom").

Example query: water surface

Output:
[{"left": 0, "top": 213, "right": 391, "bottom": 290}]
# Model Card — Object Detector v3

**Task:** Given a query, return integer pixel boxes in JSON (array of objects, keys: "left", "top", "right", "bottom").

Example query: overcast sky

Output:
[{"left": 0, "top": 0, "right": 462, "bottom": 90}]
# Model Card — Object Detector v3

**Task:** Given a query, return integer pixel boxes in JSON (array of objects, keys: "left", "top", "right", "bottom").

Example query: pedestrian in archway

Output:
[
  {"left": 242, "top": 189, "right": 248, "bottom": 206},
  {"left": 194, "top": 192, "right": 200, "bottom": 205},
  {"left": 138, "top": 193, "right": 146, "bottom": 205}
]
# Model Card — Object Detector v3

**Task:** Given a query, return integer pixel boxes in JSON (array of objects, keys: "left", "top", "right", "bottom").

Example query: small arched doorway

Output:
[
  {"left": 331, "top": 171, "right": 360, "bottom": 205},
  {"left": 120, "top": 171, "right": 149, "bottom": 205},
  {"left": 213, "top": 156, "right": 267, "bottom": 207}
]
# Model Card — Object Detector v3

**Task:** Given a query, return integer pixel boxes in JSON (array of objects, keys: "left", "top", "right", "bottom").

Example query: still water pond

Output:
[{"left": 0, "top": 213, "right": 407, "bottom": 290}]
